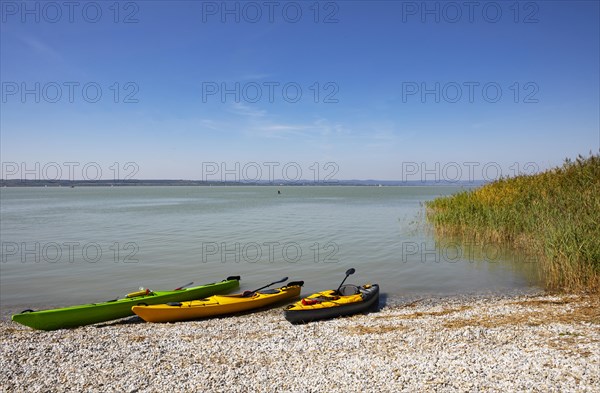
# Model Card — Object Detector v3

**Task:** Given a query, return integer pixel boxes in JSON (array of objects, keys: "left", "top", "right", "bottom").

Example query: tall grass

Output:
[{"left": 426, "top": 154, "right": 600, "bottom": 292}]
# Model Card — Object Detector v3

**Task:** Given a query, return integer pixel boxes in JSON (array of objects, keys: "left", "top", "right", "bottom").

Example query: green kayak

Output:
[{"left": 11, "top": 276, "right": 240, "bottom": 331}]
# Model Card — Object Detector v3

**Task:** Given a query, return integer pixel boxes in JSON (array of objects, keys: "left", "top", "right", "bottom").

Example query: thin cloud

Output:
[
  {"left": 199, "top": 119, "right": 220, "bottom": 130},
  {"left": 229, "top": 103, "right": 267, "bottom": 118},
  {"left": 18, "top": 35, "right": 64, "bottom": 62},
  {"left": 249, "top": 119, "right": 347, "bottom": 140}
]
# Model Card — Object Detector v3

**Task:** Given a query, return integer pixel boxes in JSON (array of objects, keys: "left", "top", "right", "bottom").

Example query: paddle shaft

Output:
[
  {"left": 174, "top": 282, "right": 193, "bottom": 290},
  {"left": 250, "top": 277, "right": 288, "bottom": 293}
]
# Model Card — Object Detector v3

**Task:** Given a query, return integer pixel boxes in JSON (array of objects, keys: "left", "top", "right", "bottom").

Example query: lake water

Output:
[{"left": 0, "top": 186, "right": 541, "bottom": 307}]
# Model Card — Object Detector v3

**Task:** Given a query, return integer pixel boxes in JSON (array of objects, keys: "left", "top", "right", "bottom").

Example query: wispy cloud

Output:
[
  {"left": 199, "top": 119, "right": 220, "bottom": 130},
  {"left": 247, "top": 117, "right": 347, "bottom": 140},
  {"left": 207, "top": 101, "right": 411, "bottom": 153},
  {"left": 204, "top": 103, "right": 407, "bottom": 150},
  {"left": 18, "top": 35, "right": 64, "bottom": 62},
  {"left": 229, "top": 103, "right": 267, "bottom": 118},
  {"left": 249, "top": 123, "right": 311, "bottom": 138}
]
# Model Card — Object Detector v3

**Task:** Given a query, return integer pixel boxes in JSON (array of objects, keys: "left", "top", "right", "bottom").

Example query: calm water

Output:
[{"left": 0, "top": 186, "right": 541, "bottom": 307}]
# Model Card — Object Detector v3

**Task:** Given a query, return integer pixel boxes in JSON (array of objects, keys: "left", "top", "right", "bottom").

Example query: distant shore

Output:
[
  {"left": 2, "top": 292, "right": 598, "bottom": 392},
  {"left": 0, "top": 179, "right": 485, "bottom": 187}
]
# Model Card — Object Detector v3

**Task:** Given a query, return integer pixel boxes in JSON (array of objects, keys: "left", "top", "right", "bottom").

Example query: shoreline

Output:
[
  {"left": 0, "top": 288, "right": 545, "bottom": 320},
  {"left": 2, "top": 292, "right": 598, "bottom": 392}
]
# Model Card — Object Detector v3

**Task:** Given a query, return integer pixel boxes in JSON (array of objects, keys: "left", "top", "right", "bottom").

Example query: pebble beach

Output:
[{"left": 1, "top": 293, "right": 599, "bottom": 392}]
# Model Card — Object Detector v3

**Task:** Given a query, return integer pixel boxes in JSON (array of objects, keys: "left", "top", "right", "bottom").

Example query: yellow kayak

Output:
[
  {"left": 284, "top": 284, "right": 379, "bottom": 323},
  {"left": 132, "top": 280, "right": 303, "bottom": 323},
  {"left": 284, "top": 268, "right": 380, "bottom": 323}
]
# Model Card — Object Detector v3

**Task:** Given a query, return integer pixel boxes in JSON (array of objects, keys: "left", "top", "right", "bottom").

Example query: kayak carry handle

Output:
[
  {"left": 226, "top": 276, "right": 241, "bottom": 281},
  {"left": 286, "top": 281, "right": 304, "bottom": 287}
]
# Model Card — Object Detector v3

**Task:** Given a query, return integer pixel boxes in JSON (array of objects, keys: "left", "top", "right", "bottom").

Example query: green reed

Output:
[{"left": 426, "top": 154, "right": 600, "bottom": 292}]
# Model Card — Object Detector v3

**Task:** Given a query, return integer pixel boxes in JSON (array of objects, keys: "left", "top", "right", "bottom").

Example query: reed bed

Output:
[{"left": 426, "top": 154, "right": 600, "bottom": 292}]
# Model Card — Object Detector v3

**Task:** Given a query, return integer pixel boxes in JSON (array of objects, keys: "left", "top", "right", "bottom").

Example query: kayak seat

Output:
[
  {"left": 258, "top": 289, "right": 279, "bottom": 295},
  {"left": 338, "top": 285, "right": 360, "bottom": 296}
]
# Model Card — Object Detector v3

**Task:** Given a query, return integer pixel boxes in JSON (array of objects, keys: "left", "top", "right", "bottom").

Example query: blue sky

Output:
[{"left": 1, "top": 1, "right": 599, "bottom": 181}]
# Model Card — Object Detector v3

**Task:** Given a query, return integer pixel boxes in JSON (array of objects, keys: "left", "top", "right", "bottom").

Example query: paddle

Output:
[
  {"left": 174, "top": 282, "right": 193, "bottom": 290},
  {"left": 243, "top": 277, "right": 288, "bottom": 297},
  {"left": 335, "top": 268, "right": 356, "bottom": 294}
]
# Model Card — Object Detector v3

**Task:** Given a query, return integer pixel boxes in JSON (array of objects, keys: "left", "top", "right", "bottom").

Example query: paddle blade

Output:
[{"left": 336, "top": 268, "right": 356, "bottom": 294}]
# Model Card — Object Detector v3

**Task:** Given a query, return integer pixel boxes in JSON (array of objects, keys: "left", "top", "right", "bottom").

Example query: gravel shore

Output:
[{"left": 1, "top": 293, "right": 599, "bottom": 392}]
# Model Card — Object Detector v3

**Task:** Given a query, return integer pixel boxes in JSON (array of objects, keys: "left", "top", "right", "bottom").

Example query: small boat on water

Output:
[
  {"left": 11, "top": 276, "right": 241, "bottom": 331},
  {"left": 284, "top": 269, "right": 379, "bottom": 324},
  {"left": 132, "top": 278, "right": 303, "bottom": 323}
]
